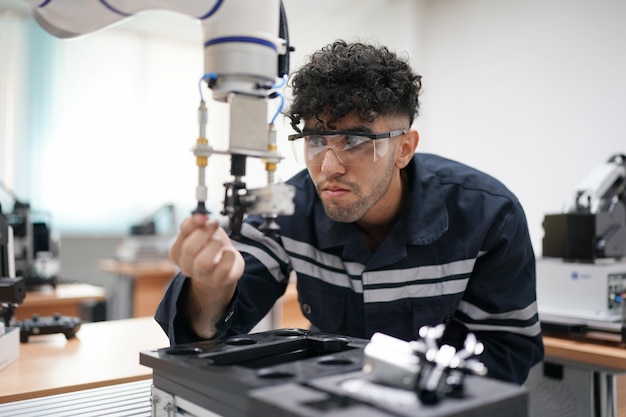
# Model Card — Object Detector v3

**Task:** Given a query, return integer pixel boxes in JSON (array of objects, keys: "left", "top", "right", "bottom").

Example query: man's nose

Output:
[{"left": 320, "top": 147, "right": 346, "bottom": 174}]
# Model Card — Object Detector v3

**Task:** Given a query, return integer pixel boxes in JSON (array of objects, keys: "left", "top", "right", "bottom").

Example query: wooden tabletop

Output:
[
  {"left": 98, "top": 259, "right": 178, "bottom": 278},
  {"left": 14, "top": 283, "right": 107, "bottom": 321},
  {"left": 2, "top": 310, "right": 625, "bottom": 410},
  {"left": 98, "top": 259, "right": 178, "bottom": 317},
  {"left": 0, "top": 317, "right": 169, "bottom": 403},
  {"left": 19, "top": 283, "right": 106, "bottom": 308},
  {"left": 543, "top": 332, "right": 626, "bottom": 416},
  {"left": 543, "top": 333, "right": 626, "bottom": 371}
]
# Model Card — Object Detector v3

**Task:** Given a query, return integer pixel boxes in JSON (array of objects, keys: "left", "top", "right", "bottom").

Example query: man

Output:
[{"left": 156, "top": 40, "right": 544, "bottom": 385}]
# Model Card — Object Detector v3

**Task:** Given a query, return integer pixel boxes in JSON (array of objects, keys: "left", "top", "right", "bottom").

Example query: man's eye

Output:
[
  {"left": 343, "top": 135, "right": 369, "bottom": 150},
  {"left": 305, "top": 136, "right": 326, "bottom": 148}
]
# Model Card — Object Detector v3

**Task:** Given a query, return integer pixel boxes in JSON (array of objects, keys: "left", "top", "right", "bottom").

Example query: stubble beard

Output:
[{"left": 318, "top": 158, "right": 396, "bottom": 223}]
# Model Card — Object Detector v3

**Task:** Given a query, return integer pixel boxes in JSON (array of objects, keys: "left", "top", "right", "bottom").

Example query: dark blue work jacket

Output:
[{"left": 155, "top": 153, "right": 544, "bottom": 384}]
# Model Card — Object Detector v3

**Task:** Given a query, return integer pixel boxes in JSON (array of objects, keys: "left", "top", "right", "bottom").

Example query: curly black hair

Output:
[{"left": 286, "top": 40, "right": 422, "bottom": 132}]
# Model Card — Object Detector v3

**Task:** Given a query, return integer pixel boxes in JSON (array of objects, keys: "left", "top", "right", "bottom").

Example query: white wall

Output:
[
  {"left": 288, "top": 0, "right": 626, "bottom": 253},
  {"left": 268, "top": 0, "right": 626, "bottom": 254},
  {"left": 4, "top": 0, "right": 626, "bottom": 254},
  {"left": 0, "top": 8, "right": 29, "bottom": 193},
  {"left": 418, "top": 0, "right": 626, "bottom": 253}
]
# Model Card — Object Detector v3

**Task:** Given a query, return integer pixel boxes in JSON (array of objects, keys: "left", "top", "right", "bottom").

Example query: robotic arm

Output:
[
  {"left": 564, "top": 154, "right": 626, "bottom": 215},
  {"left": 25, "top": 0, "right": 295, "bottom": 236},
  {"left": 543, "top": 153, "right": 626, "bottom": 260}
]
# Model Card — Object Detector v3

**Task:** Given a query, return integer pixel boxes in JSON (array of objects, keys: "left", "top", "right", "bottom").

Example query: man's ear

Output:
[{"left": 396, "top": 129, "right": 419, "bottom": 169}]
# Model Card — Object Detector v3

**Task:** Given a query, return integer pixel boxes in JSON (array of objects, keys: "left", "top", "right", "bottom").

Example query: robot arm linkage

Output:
[
  {"left": 543, "top": 154, "right": 626, "bottom": 260},
  {"left": 565, "top": 154, "right": 626, "bottom": 214},
  {"left": 26, "top": 0, "right": 295, "bottom": 237}
]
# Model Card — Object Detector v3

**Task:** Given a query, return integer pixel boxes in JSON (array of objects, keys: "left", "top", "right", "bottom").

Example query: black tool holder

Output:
[
  {"left": 1, "top": 209, "right": 26, "bottom": 327},
  {"left": 140, "top": 327, "right": 528, "bottom": 417}
]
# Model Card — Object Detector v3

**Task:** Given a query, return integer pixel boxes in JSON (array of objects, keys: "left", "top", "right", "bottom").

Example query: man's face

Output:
[{"left": 304, "top": 112, "right": 405, "bottom": 223}]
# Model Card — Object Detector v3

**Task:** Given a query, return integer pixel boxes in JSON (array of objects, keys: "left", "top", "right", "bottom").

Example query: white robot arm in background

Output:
[
  {"left": 564, "top": 154, "right": 626, "bottom": 215},
  {"left": 543, "top": 154, "right": 626, "bottom": 259},
  {"left": 24, "top": 0, "right": 295, "bottom": 237}
]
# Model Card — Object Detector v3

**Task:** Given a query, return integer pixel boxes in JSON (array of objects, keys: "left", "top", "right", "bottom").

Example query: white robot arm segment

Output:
[
  {"left": 25, "top": 0, "right": 295, "bottom": 236},
  {"left": 566, "top": 156, "right": 626, "bottom": 214},
  {"left": 544, "top": 154, "right": 626, "bottom": 260},
  {"left": 25, "top": 0, "right": 286, "bottom": 100}
]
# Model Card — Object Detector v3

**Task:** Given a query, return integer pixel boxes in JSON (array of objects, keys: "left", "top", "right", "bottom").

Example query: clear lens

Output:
[{"left": 291, "top": 135, "right": 390, "bottom": 166}]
